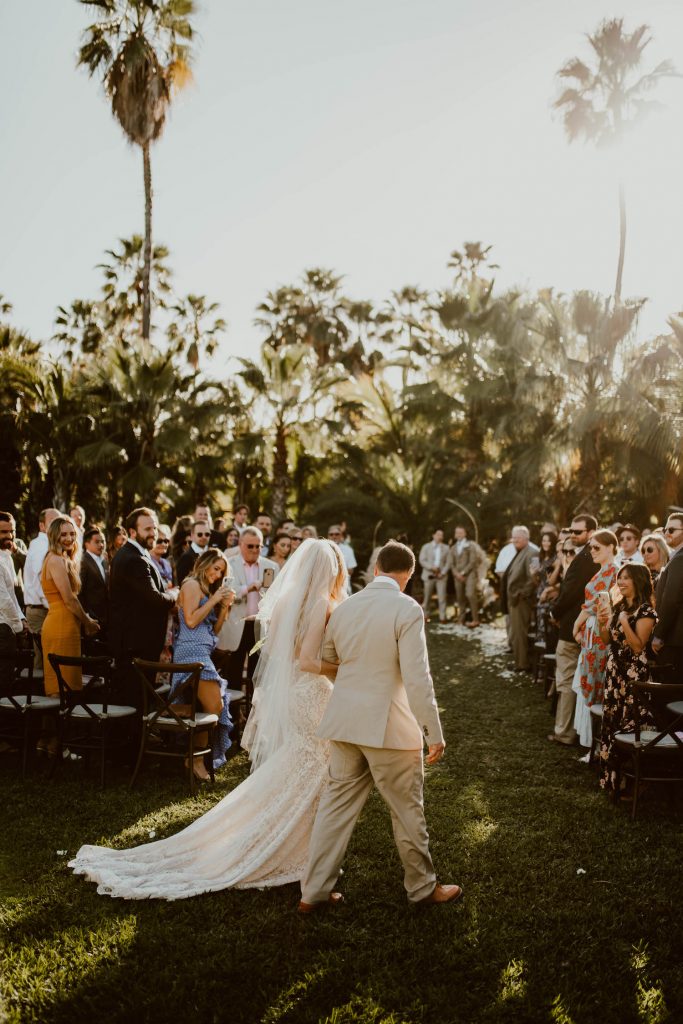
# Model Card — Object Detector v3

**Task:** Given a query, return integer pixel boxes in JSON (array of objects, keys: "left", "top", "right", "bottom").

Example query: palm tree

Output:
[
  {"left": 554, "top": 18, "right": 676, "bottom": 305},
  {"left": 78, "top": 0, "right": 195, "bottom": 340}
]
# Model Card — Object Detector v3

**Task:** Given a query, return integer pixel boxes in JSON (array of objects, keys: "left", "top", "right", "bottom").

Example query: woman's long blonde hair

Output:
[
  {"left": 186, "top": 547, "right": 230, "bottom": 596},
  {"left": 46, "top": 516, "right": 81, "bottom": 593}
]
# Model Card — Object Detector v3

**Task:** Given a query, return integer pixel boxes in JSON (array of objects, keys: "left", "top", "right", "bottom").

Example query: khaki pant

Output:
[
  {"left": 455, "top": 573, "right": 479, "bottom": 624},
  {"left": 553, "top": 639, "right": 579, "bottom": 743},
  {"left": 508, "top": 599, "right": 532, "bottom": 669},
  {"left": 25, "top": 605, "right": 48, "bottom": 672},
  {"left": 422, "top": 576, "right": 448, "bottom": 620},
  {"left": 301, "top": 741, "right": 437, "bottom": 904}
]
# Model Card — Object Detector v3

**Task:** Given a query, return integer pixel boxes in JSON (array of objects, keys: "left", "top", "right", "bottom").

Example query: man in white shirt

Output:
[
  {"left": 175, "top": 520, "right": 212, "bottom": 584},
  {"left": 615, "top": 524, "right": 644, "bottom": 567},
  {"left": 0, "top": 512, "right": 28, "bottom": 685},
  {"left": 328, "top": 525, "right": 357, "bottom": 593},
  {"left": 215, "top": 527, "right": 278, "bottom": 696},
  {"left": 22, "top": 507, "right": 60, "bottom": 670},
  {"left": 419, "top": 529, "right": 450, "bottom": 623}
]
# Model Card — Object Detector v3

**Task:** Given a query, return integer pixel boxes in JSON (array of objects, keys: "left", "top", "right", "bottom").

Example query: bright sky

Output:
[{"left": 2, "top": 0, "right": 683, "bottom": 362}]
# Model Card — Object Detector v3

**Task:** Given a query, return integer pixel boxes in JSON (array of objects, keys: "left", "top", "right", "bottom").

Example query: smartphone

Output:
[{"left": 262, "top": 567, "right": 275, "bottom": 590}]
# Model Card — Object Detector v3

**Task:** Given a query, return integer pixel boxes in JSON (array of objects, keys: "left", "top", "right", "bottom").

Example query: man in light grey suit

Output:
[{"left": 299, "top": 540, "right": 462, "bottom": 912}]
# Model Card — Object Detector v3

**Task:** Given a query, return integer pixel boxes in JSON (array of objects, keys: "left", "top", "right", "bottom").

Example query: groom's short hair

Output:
[{"left": 376, "top": 540, "right": 415, "bottom": 575}]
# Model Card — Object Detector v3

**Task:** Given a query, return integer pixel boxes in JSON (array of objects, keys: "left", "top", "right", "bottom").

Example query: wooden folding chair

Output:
[
  {"left": 0, "top": 647, "right": 59, "bottom": 777},
  {"left": 613, "top": 681, "right": 683, "bottom": 819},
  {"left": 130, "top": 659, "right": 218, "bottom": 795},
  {"left": 49, "top": 653, "right": 138, "bottom": 788}
]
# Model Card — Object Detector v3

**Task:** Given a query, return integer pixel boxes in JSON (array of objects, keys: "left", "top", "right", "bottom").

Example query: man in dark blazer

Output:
[
  {"left": 652, "top": 512, "right": 683, "bottom": 683},
  {"left": 548, "top": 513, "right": 598, "bottom": 745},
  {"left": 109, "top": 508, "right": 178, "bottom": 704},
  {"left": 174, "top": 520, "right": 212, "bottom": 585},
  {"left": 79, "top": 527, "right": 109, "bottom": 644}
]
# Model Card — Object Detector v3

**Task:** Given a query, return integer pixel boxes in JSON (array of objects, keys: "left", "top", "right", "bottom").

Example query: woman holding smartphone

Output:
[{"left": 171, "top": 548, "right": 236, "bottom": 780}]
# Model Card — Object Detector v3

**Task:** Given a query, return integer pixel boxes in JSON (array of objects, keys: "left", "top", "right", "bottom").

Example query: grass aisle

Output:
[{"left": 1, "top": 624, "right": 681, "bottom": 1024}]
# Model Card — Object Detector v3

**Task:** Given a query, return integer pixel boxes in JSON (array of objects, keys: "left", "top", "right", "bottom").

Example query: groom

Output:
[{"left": 299, "top": 540, "right": 462, "bottom": 912}]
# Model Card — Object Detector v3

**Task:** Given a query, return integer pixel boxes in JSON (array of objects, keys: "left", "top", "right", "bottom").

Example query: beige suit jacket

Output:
[
  {"left": 418, "top": 541, "right": 450, "bottom": 582},
  {"left": 449, "top": 541, "right": 478, "bottom": 576},
  {"left": 317, "top": 578, "right": 444, "bottom": 749},
  {"left": 216, "top": 554, "right": 278, "bottom": 651}
]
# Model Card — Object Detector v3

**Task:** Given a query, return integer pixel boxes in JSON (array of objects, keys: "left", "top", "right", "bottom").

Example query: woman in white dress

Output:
[{"left": 69, "top": 539, "right": 347, "bottom": 899}]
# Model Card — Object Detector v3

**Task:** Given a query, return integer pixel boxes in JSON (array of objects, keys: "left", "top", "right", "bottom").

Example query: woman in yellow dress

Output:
[{"left": 40, "top": 516, "right": 100, "bottom": 753}]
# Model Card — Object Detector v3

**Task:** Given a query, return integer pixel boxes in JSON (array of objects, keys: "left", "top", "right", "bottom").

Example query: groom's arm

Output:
[{"left": 397, "top": 605, "right": 444, "bottom": 747}]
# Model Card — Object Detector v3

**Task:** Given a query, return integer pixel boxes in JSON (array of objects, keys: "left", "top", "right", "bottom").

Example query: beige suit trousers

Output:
[
  {"left": 422, "top": 576, "right": 447, "bottom": 620},
  {"left": 553, "top": 639, "right": 579, "bottom": 743},
  {"left": 455, "top": 574, "right": 479, "bottom": 624},
  {"left": 301, "top": 741, "right": 437, "bottom": 904}
]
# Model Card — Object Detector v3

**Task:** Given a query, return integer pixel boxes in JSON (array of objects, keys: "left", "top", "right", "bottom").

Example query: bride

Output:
[{"left": 69, "top": 538, "right": 347, "bottom": 899}]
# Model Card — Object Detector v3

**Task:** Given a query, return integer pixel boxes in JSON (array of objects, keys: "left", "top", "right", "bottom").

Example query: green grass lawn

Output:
[{"left": 1, "top": 623, "right": 681, "bottom": 1024}]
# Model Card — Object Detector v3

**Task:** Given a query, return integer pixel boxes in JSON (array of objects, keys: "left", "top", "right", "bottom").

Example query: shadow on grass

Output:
[{"left": 1, "top": 626, "right": 681, "bottom": 1023}]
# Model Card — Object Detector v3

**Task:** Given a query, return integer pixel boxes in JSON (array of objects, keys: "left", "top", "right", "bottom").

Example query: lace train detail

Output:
[{"left": 69, "top": 672, "right": 332, "bottom": 899}]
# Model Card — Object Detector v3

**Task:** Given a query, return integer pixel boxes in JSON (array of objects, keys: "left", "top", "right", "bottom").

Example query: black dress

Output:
[{"left": 599, "top": 602, "right": 657, "bottom": 792}]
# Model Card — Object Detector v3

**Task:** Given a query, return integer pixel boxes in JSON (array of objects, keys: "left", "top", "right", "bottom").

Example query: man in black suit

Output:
[
  {"left": 548, "top": 513, "right": 598, "bottom": 745},
  {"left": 79, "top": 527, "right": 109, "bottom": 647},
  {"left": 109, "top": 507, "right": 178, "bottom": 704},
  {"left": 175, "top": 520, "right": 212, "bottom": 585},
  {"left": 652, "top": 512, "right": 683, "bottom": 683}
]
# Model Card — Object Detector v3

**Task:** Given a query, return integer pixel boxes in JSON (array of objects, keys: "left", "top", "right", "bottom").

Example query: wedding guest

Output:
[
  {"left": 597, "top": 564, "right": 657, "bottom": 794},
  {"left": 170, "top": 515, "right": 194, "bottom": 567},
  {"left": 270, "top": 531, "right": 292, "bottom": 570},
  {"left": 224, "top": 527, "right": 241, "bottom": 560},
  {"left": 70, "top": 505, "right": 86, "bottom": 543},
  {"left": 40, "top": 517, "right": 100, "bottom": 754},
  {"left": 171, "top": 549, "right": 235, "bottom": 780},
  {"left": 215, "top": 527, "right": 278, "bottom": 695},
  {"left": 502, "top": 526, "right": 539, "bottom": 671},
  {"left": 232, "top": 504, "right": 250, "bottom": 534},
  {"left": 301, "top": 525, "right": 318, "bottom": 540},
  {"left": 639, "top": 533, "right": 670, "bottom": 588},
  {"left": 615, "top": 524, "right": 644, "bottom": 567},
  {"left": 150, "top": 530, "right": 174, "bottom": 587},
  {"left": 419, "top": 529, "right": 450, "bottom": 623},
  {"left": 107, "top": 524, "right": 127, "bottom": 564},
  {"left": 79, "top": 527, "right": 109, "bottom": 639},
  {"left": 193, "top": 503, "right": 225, "bottom": 547},
  {"left": 571, "top": 529, "right": 619, "bottom": 748},
  {"left": 651, "top": 512, "right": 683, "bottom": 682},
  {"left": 0, "top": 512, "right": 27, "bottom": 684},
  {"left": 254, "top": 513, "right": 273, "bottom": 555},
  {"left": 109, "top": 508, "right": 178, "bottom": 705},
  {"left": 534, "top": 530, "right": 558, "bottom": 649},
  {"left": 548, "top": 514, "right": 598, "bottom": 746},
  {"left": 23, "top": 508, "right": 61, "bottom": 670},
  {"left": 289, "top": 528, "right": 303, "bottom": 553},
  {"left": 175, "top": 520, "right": 212, "bottom": 585}
]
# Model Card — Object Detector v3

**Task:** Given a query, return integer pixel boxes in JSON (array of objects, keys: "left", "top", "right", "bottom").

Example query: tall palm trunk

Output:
[
  {"left": 271, "top": 421, "right": 290, "bottom": 522},
  {"left": 142, "top": 142, "right": 153, "bottom": 341},
  {"left": 614, "top": 180, "right": 626, "bottom": 306}
]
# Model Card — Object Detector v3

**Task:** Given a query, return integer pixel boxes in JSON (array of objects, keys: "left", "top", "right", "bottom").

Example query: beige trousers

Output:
[
  {"left": 301, "top": 741, "right": 437, "bottom": 904},
  {"left": 422, "top": 576, "right": 448, "bottom": 620},
  {"left": 25, "top": 605, "right": 48, "bottom": 671},
  {"left": 455, "top": 573, "right": 479, "bottom": 624},
  {"left": 553, "top": 639, "right": 579, "bottom": 743},
  {"left": 508, "top": 599, "right": 532, "bottom": 669}
]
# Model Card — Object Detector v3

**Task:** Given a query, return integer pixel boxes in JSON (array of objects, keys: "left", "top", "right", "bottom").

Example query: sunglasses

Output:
[
  {"left": 664, "top": 526, "right": 683, "bottom": 535},
  {"left": 569, "top": 528, "right": 587, "bottom": 535},
  {"left": 244, "top": 543, "right": 262, "bottom": 550},
  {"left": 642, "top": 546, "right": 657, "bottom": 554},
  {"left": 588, "top": 544, "right": 602, "bottom": 551},
  {"left": 195, "top": 532, "right": 211, "bottom": 538},
  {"left": 562, "top": 548, "right": 576, "bottom": 555},
  {"left": 155, "top": 539, "right": 170, "bottom": 545}
]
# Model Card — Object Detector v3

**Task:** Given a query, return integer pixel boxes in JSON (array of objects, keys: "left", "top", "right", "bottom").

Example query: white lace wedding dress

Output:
[{"left": 69, "top": 540, "right": 344, "bottom": 900}]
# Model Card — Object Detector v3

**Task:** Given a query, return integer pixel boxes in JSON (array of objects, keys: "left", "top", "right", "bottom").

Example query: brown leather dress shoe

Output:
[
  {"left": 420, "top": 883, "right": 463, "bottom": 905},
  {"left": 297, "top": 892, "right": 344, "bottom": 914}
]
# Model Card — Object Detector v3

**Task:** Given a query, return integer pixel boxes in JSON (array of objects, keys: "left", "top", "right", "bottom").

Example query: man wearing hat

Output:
[{"left": 615, "top": 524, "right": 644, "bottom": 568}]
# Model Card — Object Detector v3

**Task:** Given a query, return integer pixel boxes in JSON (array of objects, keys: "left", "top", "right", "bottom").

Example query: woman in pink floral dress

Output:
[{"left": 571, "top": 530, "right": 619, "bottom": 747}]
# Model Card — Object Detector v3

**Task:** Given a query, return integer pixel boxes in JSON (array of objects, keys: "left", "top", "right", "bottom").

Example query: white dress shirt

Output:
[
  {"left": 0, "top": 551, "right": 25, "bottom": 632},
  {"left": 89, "top": 552, "right": 107, "bottom": 580},
  {"left": 23, "top": 533, "right": 49, "bottom": 607}
]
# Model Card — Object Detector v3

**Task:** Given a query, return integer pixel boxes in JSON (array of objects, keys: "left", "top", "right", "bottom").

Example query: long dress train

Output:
[{"left": 68, "top": 669, "right": 332, "bottom": 899}]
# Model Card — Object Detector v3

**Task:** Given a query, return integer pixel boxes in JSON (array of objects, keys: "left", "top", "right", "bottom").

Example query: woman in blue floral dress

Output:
[
  {"left": 171, "top": 549, "right": 236, "bottom": 781},
  {"left": 596, "top": 564, "right": 657, "bottom": 794}
]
